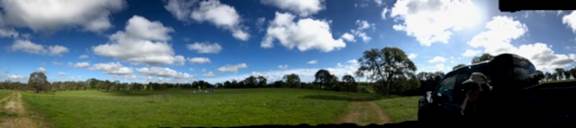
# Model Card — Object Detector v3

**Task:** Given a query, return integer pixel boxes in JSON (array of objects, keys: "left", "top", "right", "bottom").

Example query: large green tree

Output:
[
  {"left": 256, "top": 76, "right": 267, "bottom": 87},
  {"left": 341, "top": 75, "right": 356, "bottom": 92},
  {"left": 28, "top": 71, "right": 50, "bottom": 93},
  {"left": 314, "top": 69, "right": 338, "bottom": 90},
  {"left": 242, "top": 75, "right": 267, "bottom": 88},
  {"left": 356, "top": 47, "right": 417, "bottom": 95},
  {"left": 283, "top": 74, "right": 301, "bottom": 88}
]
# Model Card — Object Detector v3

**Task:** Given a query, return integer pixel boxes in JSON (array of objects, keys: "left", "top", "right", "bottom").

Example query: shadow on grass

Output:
[{"left": 301, "top": 94, "right": 384, "bottom": 101}]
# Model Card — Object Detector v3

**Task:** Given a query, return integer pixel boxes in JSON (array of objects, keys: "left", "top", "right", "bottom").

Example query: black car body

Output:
[{"left": 418, "top": 53, "right": 544, "bottom": 124}]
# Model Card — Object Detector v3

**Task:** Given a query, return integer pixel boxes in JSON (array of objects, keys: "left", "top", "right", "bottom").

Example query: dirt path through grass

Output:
[
  {"left": 0, "top": 92, "right": 46, "bottom": 128},
  {"left": 337, "top": 101, "right": 390, "bottom": 125}
]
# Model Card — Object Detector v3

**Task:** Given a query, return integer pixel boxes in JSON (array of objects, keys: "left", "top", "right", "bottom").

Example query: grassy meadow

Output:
[
  {"left": 0, "top": 90, "right": 11, "bottom": 100},
  {"left": 20, "top": 88, "right": 418, "bottom": 127},
  {"left": 375, "top": 96, "right": 419, "bottom": 122}
]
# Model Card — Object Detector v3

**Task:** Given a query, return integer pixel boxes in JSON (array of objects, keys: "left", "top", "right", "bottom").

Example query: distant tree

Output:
[
  {"left": 256, "top": 76, "right": 267, "bottom": 87},
  {"left": 543, "top": 72, "right": 552, "bottom": 81},
  {"left": 269, "top": 80, "right": 284, "bottom": 88},
  {"left": 223, "top": 81, "right": 232, "bottom": 88},
  {"left": 314, "top": 69, "right": 338, "bottom": 90},
  {"left": 242, "top": 76, "right": 258, "bottom": 88},
  {"left": 341, "top": 75, "right": 356, "bottom": 92},
  {"left": 416, "top": 71, "right": 444, "bottom": 93},
  {"left": 555, "top": 68, "right": 565, "bottom": 80},
  {"left": 356, "top": 47, "right": 417, "bottom": 95},
  {"left": 452, "top": 64, "right": 467, "bottom": 70},
  {"left": 472, "top": 53, "right": 494, "bottom": 64},
  {"left": 28, "top": 71, "right": 50, "bottom": 93},
  {"left": 192, "top": 80, "right": 213, "bottom": 89},
  {"left": 571, "top": 67, "right": 576, "bottom": 80},
  {"left": 283, "top": 74, "right": 301, "bottom": 88},
  {"left": 563, "top": 70, "right": 571, "bottom": 80}
]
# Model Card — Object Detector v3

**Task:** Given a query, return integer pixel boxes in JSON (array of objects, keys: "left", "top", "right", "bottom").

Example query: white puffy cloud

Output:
[
  {"left": 218, "top": 63, "right": 248, "bottom": 72},
  {"left": 381, "top": 7, "right": 389, "bottom": 19},
  {"left": 138, "top": 67, "right": 192, "bottom": 79},
  {"left": 428, "top": 56, "right": 446, "bottom": 72},
  {"left": 73, "top": 62, "right": 91, "bottom": 68},
  {"left": 356, "top": 20, "right": 372, "bottom": 30},
  {"left": 390, "top": 0, "right": 483, "bottom": 46},
  {"left": 339, "top": 20, "right": 373, "bottom": 43},
  {"left": 6, "top": 74, "right": 23, "bottom": 82},
  {"left": 468, "top": 16, "right": 576, "bottom": 71},
  {"left": 164, "top": 0, "right": 195, "bottom": 21},
  {"left": 468, "top": 16, "right": 525, "bottom": 54},
  {"left": 261, "top": 0, "right": 324, "bottom": 17},
  {"left": 47, "top": 45, "right": 69, "bottom": 55},
  {"left": 351, "top": 20, "right": 373, "bottom": 42},
  {"left": 0, "top": 0, "right": 124, "bottom": 32},
  {"left": 0, "top": 28, "right": 19, "bottom": 38},
  {"left": 93, "top": 15, "right": 185, "bottom": 65},
  {"left": 37, "top": 67, "right": 46, "bottom": 73},
  {"left": 408, "top": 53, "right": 417, "bottom": 60},
  {"left": 462, "top": 49, "right": 481, "bottom": 57},
  {"left": 124, "top": 16, "right": 173, "bottom": 41},
  {"left": 11, "top": 39, "right": 68, "bottom": 55},
  {"left": 428, "top": 56, "right": 446, "bottom": 63},
  {"left": 374, "top": 0, "right": 384, "bottom": 6},
  {"left": 307, "top": 60, "right": 318, "bottom": 64},
  {"left": 340, "top": 32, "right": 356, "bottom": 42},
  {"left": 278, "top": 64, "right": 288, "bottom": 69},
  {"left": 562, "top": 11, "right": 576, "bottom": 32},
  {"left": 262, "top": 12, "right": 346, "bottom": 52},
  {"left": 204, "top": 71, "right": 215, "bottom": 77},
  {"left": 188, "top": 57, "right": 211, "bottom": 64},
  {"left": 11, "top": 40, "right": 44, "bottom": 54},
  {"left": 513, "top": 43, "right": 576, "bottom": 71},
  {"left": 90, "top": 62, "right": 133, "bottom": 76},
  {"left": 186, "top": 42, "right": 222, "bottom": 54},
  {"left": 164, "top": 0, "right": 249, "bottom": 41}
]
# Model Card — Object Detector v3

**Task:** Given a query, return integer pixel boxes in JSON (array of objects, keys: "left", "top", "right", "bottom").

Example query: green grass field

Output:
[
  {"left": 0, "top": 90, "right": 14, "bottom": 119},
  {"left": 375, "top": 96, "right": 419, "bottom": 122},
  {"left": 22, "top": 88, "right": 418, "bottom": 127},
  {"left": 0, "top": 90, "right": 12, "bottom": 100}
]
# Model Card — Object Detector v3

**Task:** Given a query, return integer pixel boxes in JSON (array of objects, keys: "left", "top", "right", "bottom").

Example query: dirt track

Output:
[
  {"left": 0, "top": 92, "right": 46, "bottom": 128},
  {"left": 337, "top": 101, "right": 390, "bottom": 125}
]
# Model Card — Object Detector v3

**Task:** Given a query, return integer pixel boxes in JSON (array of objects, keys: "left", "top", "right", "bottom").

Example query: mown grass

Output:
[
  {"left": 0, "top": 89, "right": 14, "bottom": 117},
  {"left": 375, "top": 96, "right": 419, "bottom": 123},
  {"left": 22, "top": 88, "right": 380, "bottom": 127},
  {"left": 0, "top": 90, "right": 12, "bottom": 100}
]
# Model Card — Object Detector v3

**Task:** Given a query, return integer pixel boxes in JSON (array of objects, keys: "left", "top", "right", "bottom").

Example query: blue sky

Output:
[{"left": 0, "top": 0, "right": 575, "bottom": 83}]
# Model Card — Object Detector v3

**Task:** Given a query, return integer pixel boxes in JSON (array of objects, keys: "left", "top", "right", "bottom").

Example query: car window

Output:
[
  {"left": 436, "top": 72, "right": 470, "bottom": 103},
  {"left": 438, "top": 75, "right": 457, "bottom": 94}
]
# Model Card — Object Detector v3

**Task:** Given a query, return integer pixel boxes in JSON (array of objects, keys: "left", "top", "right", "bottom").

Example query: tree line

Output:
[{"left": 2, "top": 47, "right": 573, "bottom": 95}]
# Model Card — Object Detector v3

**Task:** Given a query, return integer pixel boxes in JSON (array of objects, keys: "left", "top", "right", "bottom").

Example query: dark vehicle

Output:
[{"left": 418, "top": 53, "right": 552, "bottom": 125}]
